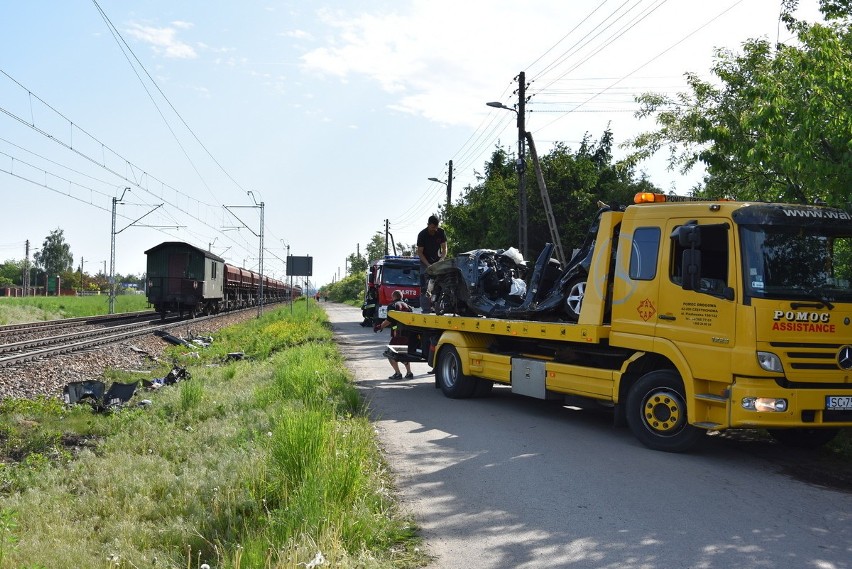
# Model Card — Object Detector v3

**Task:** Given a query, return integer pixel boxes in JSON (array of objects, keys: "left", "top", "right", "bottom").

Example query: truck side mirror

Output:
[
  {"left": 673, "top": 223, "right": 701, "bottom": 248},
  {"left": 682, "top": 249, "right": 702, "bottom": 291}
]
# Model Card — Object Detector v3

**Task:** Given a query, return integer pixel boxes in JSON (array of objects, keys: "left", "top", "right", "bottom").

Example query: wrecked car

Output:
[{"left": 426, "top": 204, "right": 613, "bottom": 321}]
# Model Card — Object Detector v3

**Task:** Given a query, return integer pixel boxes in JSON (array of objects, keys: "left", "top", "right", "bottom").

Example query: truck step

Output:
[
  {"left": 695, "top": 392, "right": 728, "bottom": 403},
  {"left": 693, "top": 422, "right": 723, "bottom": 429}
]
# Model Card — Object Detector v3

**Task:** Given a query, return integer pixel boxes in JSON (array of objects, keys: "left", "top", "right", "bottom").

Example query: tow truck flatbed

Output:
[{"left": 390, "top": 311, "right": 609, "bottom": 345}]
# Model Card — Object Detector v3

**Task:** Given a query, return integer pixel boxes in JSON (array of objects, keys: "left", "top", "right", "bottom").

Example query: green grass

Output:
[
  {"left": 0, "top": 305, "right": 426, "bottom": 568},
  {"left": 0, "top": 295, "right": 151, "bottom": 323}
]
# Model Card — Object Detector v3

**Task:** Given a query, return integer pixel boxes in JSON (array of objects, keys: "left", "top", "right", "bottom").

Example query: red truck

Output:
[{"left": 361, "top": 255, "right": 421, "bottom": 326}]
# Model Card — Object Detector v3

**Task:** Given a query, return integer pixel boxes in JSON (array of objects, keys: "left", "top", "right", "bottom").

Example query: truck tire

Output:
[
  {"left": 767, "top": 428, "right": 840, "bottom": 449},
  {"left": 437, "top": 346, "right": 477, "bottom": 399},
  {"left": 625, "top": 370, "right": 704, "bottom": 452}
]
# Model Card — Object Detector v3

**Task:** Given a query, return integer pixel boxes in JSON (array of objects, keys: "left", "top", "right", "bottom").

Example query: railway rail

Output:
[
  {"left": 0, "top": 306, "right": 267, "bottom": 368},
  {"left": 0, "top": 310, "right": 156, "bottom": 334}
]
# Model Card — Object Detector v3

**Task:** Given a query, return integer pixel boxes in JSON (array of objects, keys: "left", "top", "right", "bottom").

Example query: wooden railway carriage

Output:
[
  {"left": 145, "top": 242, "right": 225, "bottom": 318},
  {"left": 146, "top": 240, "right": 297, "bottom": 318}
]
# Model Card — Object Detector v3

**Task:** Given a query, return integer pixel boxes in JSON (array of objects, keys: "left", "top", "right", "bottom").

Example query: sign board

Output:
[{"left": 287, "top": 255, "right": 313, "bottom": 277}]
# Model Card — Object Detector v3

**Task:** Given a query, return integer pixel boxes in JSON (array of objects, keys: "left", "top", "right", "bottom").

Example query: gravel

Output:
[{"left": 0, "top": 310, "right": 259, "bottom": 401}]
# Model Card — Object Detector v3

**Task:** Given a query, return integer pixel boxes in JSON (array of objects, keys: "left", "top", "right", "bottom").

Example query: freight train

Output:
[{"left": 145, "top": 241, "right": 301, "bottom": 318}]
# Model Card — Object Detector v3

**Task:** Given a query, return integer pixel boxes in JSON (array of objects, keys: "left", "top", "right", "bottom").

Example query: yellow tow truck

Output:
[{"left": 390, "top": 192, "right": 852, "bottom": 452}]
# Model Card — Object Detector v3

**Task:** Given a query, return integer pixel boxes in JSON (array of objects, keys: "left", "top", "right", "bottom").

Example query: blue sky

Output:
[{"left": 0, "top": 1, "right": 822, "bottom": 286}]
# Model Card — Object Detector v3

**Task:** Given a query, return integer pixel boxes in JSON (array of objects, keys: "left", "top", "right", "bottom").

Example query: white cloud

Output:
[
  {"left": 283, "top": 29, "right": 313, "bottom": 40},
  {"left": 126, "top": 22, "right": 198, "bottom": 59}
]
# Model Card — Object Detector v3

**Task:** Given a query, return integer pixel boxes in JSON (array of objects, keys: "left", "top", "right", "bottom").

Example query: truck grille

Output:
[{"left": 770, "top": 341, "right": 844, "bottom": 371}]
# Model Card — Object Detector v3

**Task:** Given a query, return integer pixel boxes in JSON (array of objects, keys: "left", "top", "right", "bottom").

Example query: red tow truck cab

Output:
[{"left": 361, "top": 256, "right": 421, "bottom": 326}]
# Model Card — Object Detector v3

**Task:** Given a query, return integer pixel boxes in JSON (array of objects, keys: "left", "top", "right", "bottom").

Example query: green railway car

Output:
[{"left": 145, "top": 242, "right": 225, "bottom": 318}]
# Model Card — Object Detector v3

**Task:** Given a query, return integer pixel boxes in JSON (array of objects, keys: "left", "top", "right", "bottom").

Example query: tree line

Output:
[{"left": 0, "top": 229, "right": 145, "bottom": 293}]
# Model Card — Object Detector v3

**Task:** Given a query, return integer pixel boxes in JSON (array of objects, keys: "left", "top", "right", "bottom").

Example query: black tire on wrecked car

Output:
[{"left": 437, "top": 345, "right": 477, "bottom": 398}]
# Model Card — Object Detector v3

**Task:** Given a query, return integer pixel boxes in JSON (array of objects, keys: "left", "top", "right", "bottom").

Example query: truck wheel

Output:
[
  {"left": 625, "top": 370, "right": 703, "bottom": 452},
  {"left": 437, "top": 346, "right": 477, "bottom": 399},
  {"left": 767, "top": 428, "right": 840, "bottom": 449},
  {"left": 564, "top": 277, "right": 585, "bottom": 321}
]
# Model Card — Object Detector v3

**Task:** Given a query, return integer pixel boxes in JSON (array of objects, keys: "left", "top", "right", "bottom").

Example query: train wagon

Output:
[{"left": 145, "top": 242, "right": 225, "bottom": 318}]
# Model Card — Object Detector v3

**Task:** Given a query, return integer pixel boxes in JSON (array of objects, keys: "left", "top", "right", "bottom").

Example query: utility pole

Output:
[
  {"left": 79, "top": 257, "right": 84, "bottom": 296},
  {"left": 109, "top": 188, "right": 166, "bottom": 313},
  {"left": 110, "top": 189, "right": 129, "bottom": 314},
  {"left": 517, "top": 71, "right": 527, "bottom": 259},
  {"left": 447, "top": 160, "right": 453, "bottom": 209},
  {"left": 23, "top": 240, "right": 29, "bottom": 297},
  {"left": 225, "top": 192, "right": 265, "bottom": 317},
  {"left": 384, "top": 219, "right": 389, "bottom": 256}
]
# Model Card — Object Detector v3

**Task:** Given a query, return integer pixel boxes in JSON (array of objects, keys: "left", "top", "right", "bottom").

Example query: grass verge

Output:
[
  {"left": 0, "top": 295, "right": 151, "bottom": 323},
  {"left": 0, "top": 304, "right": 426, "bottom": 568}
]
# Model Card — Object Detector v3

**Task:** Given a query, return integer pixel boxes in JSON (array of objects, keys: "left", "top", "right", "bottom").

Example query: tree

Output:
[
  {"left": 347, "top": 252, "right": 368, "bottom": 276},
  {"left": 443, "top": 131, "right": 655, "bottom": 261},
  {"left": 365, "top": 232, "right": 387, "bottom": 263},
  {"left": 626, "top": 3, "right": 852, "bottom": 205},
  {"left": 0, "top": 260, "right": 23, "bottom": 286},
  {"left": 33, "top": 229, "right": 74, "bottom": 280}
]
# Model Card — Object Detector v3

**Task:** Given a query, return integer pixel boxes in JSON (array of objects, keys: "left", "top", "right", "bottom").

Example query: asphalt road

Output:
[{"left": 324, "top": 302, "right": 851, "bottom": 569}]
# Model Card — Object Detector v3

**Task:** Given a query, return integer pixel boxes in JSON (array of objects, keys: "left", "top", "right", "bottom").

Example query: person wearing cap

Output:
[
  {"left": 416, "top": 214, "right": 448, "bottom": 313},
  {"left": 375, "top": 290, "right": 414, "bottom": 379}
]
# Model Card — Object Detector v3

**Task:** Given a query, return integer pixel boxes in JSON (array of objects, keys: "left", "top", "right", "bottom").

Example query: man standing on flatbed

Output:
[{"left": 416, "top": 214, "right": 448, "bottom": 313}]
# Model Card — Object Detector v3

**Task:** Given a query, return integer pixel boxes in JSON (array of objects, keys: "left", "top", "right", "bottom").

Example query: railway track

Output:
[
  {"left": 0, "top": 308, "right": 260, "bottom": 368},
  {"left": 0, "top": 310, "right": 157, "bottom": 338}
]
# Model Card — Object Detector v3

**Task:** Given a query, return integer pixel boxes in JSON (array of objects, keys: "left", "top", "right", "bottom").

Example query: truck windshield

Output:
[
  {"left": 740, "top": 225, "right": 852, "bottom": 302},
  {"left": 381, "top": 266, "right": 420, "bottom": 286}
]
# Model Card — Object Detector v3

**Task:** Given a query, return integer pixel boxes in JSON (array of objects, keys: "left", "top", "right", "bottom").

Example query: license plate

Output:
[{"left": 826, "top": 396, "right": 852, "bottom": 410}]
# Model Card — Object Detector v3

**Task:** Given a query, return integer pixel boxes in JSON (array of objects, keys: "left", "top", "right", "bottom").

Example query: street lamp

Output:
[
  {"left": 428, "top": 159, "right": 453, "bottom": 210},
  {"left": 487, "top": 100, "right": 527, "bottom": 258}
]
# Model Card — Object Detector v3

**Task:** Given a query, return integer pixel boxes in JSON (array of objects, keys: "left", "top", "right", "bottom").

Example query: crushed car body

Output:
[{"left": 426, "top": 205, "right": 613, "bottom": 321}]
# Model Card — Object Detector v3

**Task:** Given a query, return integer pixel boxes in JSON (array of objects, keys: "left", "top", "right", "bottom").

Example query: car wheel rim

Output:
[{"left": 566, "top": 282, "right": 585, "bottom": 315}]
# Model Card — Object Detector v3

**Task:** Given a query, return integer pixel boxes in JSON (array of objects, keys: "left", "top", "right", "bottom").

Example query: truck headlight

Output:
[
  {"left": 742, "top": 397, "right": 788, "bottom": 412},
  {"left": 757, "top": 351, "right": 783, "bottom": 372}
]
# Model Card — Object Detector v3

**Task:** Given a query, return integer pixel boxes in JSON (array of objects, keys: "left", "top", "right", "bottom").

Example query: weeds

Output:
[
  {"left": 0, "top": 508, "right": 18, "bottom": 568},
  {"left": 0, "top": 305, "right": 426, "bottom": 568}
]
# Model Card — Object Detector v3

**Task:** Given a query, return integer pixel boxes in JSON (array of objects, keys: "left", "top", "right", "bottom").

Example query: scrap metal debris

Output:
[
  {"left": 142, "top": 365, "right": 191, "bottom": 390},
  {"left": 63, "top": 379, "right": 139, "bottom": 413}
]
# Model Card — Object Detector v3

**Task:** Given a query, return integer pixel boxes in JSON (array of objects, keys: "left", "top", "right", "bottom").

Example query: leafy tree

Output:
[
  {"left": 347, "top": 252, "right": 368, "bottom": 276},
  {"left": 626, "top": 2, "right": 852, "bottom": 205},
  {"left": 443, "top": 131, "right": 655, "bottom": 262},
  {"left": 365, "top": 232, "right": 387, "bottom": 263},
  {"left": 324, "top": 273, "right": 364, "bottom": 303},
  {"left": 441, "top": 145, "right": 517, "bottom": 254},
  {"left": 33, "top": 229, "right": 74, "bottom": 279},
  {"left": 0, "top": 260, "right": 23, "bottom": 286}
]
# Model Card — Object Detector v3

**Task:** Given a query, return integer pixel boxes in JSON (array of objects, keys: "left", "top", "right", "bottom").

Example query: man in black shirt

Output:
[{"left": 416, "top": 214, "right": 448, "bottom": 313}]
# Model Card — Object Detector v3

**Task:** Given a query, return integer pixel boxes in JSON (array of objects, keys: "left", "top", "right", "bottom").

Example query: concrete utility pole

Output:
[
  {"left": 23, "top": 240, "right": 29, "bottom": 297},
  {"left": 517, "top": 71, "right": 527, "bottom": 259},
  {"left": 110, "top": 189, "right": 129, "bottom": 314},
  {"left": 486, "top": 70, "right": 528, "bottom": 258},
  {"left": 428, "top": 160, "right": 454, "bottom": 211},
  {"left": 384, "top": 219, "right": 390, "bottom": 256}
]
